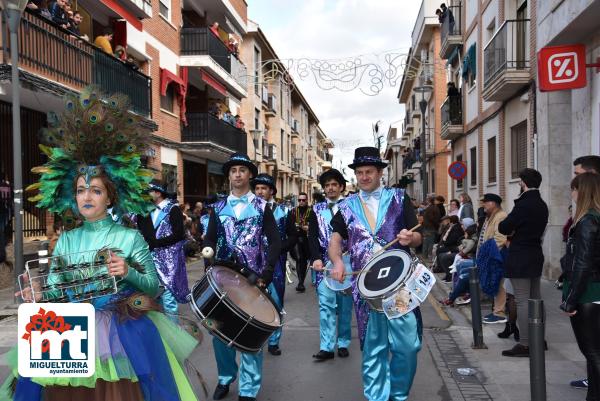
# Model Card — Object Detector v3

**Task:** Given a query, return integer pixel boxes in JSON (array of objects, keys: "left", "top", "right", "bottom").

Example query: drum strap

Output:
[{"left": 358, "top": 197, "right": 377, "bottom": 233}]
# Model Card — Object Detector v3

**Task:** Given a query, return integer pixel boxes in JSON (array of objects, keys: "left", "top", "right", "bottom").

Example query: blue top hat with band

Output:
[
  {"left": 348, "top": 146, "right": 388, "bottom": 170},
  {"left": 318, "top": 168, "right": 347, "bottom": 189},
  {"left": 222, "top": 153, "right": 258, "bottom": 178},
  {"left": 148, "top": 179, "right": 176, "bottom": 199},
  {"left": 251, "top": 173, "right": 277, "bottom": 195}
]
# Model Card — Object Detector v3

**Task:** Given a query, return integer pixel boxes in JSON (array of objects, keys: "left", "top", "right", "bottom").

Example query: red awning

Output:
[
  {"left": 99, "top": 0, "right": 143, "bottom": 31},
  {"left": 160, "top": 67, "right": 189, "bottom": 125},
  {"left": 200, "top": 70, "right": 227, "bottom": 96}
]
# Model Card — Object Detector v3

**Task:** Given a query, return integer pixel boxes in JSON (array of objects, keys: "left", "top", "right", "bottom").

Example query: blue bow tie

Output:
[
  {"left": 229, "top": 195, "right": 249, "bottom": 207},
  {"left": 361, "top": 190, "right": 381, "bottom": 201}
]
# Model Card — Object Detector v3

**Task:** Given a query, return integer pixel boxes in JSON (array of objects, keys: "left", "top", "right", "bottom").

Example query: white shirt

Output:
[
  {"left": 359, "top": 186, "right": 384, "bottom": 221},
  {"left": 228, "top": 191, "right": 255, "bottom": 219},
  {"left": 327, "top": 196, "right": 344, "bottom": 215},
  {"left": 151, "top": 199, "right": 170, "bottom": 226}
]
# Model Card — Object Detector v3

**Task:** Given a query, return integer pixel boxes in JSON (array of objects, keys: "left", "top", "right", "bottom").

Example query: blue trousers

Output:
[
  {"left": 212, "top": 337, "right": 263, "bottom": 397},
  {"left": 267, "top": 282, "right": 283, "bottom": 347},
  {"left": 317, "top": 280, "right": 353, "bottom": 351},
  {"left": 160, "top": 287, "right": 178, "bottom": 322},
  {"left": 362, "top": 310, "right": 421, "bottom": 401},
  {"left": 449, "top": 260, "right": 475, "bottom": 302}
]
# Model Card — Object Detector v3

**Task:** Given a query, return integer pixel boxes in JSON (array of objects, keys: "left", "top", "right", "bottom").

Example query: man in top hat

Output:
[
  {"left": 203, "top": 153, "right": 281, "bottom": 401},
  {"left": 328, "top": 147, "right": 423, "bottom": 401},
  {"left": 251, "top": 173, "right": 297, "bottom": 356},
  {"left": 308, "top": 168, "right": 353, "bottom": 361},
  {"left": 136, "top": 179, "right": 188, "bottom": 319}
]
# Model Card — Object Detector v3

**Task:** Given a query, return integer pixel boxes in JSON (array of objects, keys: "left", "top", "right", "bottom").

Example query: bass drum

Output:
[
  {"left": 189, "top": 264, "right": 282, "bottom": 353},
  {"left": 357, "top": 249, "right": 416, "bottom": 311}
]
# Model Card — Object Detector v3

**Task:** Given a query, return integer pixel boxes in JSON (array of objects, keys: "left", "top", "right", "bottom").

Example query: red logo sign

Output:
[
  {"left": 448, "top": 161, "right": 467, "bottom": 181},
  {"left": 538, "top": 44, "right": 587, "bottom": 91}
]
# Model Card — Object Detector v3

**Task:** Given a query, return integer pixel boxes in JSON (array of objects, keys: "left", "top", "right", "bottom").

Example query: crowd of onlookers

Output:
[
  {"left": 208, "top": 102, "right": 246, "bottom": 131},
  {"left": 25, "top": 0, "right": 140, "bottom": 69},
  {"left": 209, "top": 22, "right": 240, "bottom": 58}
]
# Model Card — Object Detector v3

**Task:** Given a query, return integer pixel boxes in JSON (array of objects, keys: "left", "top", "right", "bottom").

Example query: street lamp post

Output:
[
  {"left": 414, "top": 74, "right": 433, "bottom": 200},
  {"left": 3, "top": 0, "right": 28, "bottom": 305}
]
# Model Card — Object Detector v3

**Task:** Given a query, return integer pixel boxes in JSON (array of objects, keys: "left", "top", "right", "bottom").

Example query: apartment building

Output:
[
  {"left": 241, "top": 20, "right": 332, "bottom": 200},
  {"left": 396, "top": 0, "right": 451, "bottom": 202},
  {"left": 535, "top": 0, "right": 600, "bottom": 278}
]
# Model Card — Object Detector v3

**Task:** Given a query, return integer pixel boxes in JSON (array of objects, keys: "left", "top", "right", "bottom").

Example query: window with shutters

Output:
[
  {"left": 470, "top": 147, "right": 477, "bottom": 187},
  {"left": 488, "top": 137, "right": 497, "bottom": 184},
  {"left": 511, "top": 121, "right": 528, "bottom": 178}
]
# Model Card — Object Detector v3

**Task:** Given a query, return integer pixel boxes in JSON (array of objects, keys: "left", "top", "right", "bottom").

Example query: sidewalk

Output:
[{"left": 433, "top": 275, "right": 587, "bottom": 401}]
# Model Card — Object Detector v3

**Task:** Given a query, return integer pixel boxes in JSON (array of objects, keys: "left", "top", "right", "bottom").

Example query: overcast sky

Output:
[{"left": 248, "top": 0, "right": 423, "bottom": 175}]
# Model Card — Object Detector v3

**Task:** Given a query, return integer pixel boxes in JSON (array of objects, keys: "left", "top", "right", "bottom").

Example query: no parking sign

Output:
[{"left": 448, "top": 161, "right": 467, "bottom": 181}]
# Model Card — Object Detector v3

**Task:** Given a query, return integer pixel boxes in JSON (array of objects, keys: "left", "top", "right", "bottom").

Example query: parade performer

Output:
[
  {"left": 308, "top": 169, "right": 353, "bottom": 360},
  {"left": 251, "top": 173, "right": 297, "bottom": 356},
  {"left": 328, "top": 147, "right": 423, "bottom": 401},
  {"left": 203, "top": 153, "right": 282, "bottom": 401},
  {"left": 136, "top": 180, "right": 188, "bottom": 318},
  {"left": 0, "top": 88, "right": 202, "bottom": 401}
]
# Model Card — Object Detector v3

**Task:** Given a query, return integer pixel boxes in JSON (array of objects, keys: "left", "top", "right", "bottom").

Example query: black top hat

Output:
[
  {"left": 222, "top": 153, "right": 258, "bottom": 178},
  {"left": 148, "top": 179, "right": 176, "bottom": 199},
  {"left": 348, "top": 147, "right": 388, "bottom": 170},
  {"left": 319, "top": 169, "right": 347, "bottom": 189},
  {"left": 251, "top": 173, "right": 277, "bottom": 195}
]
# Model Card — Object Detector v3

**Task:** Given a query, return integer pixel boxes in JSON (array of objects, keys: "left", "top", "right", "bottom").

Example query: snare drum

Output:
[
  {"left": 324, "top": 253, "right": 353, "bottom": 294},
  {"left": 189, "top": 264, "right": 282, "bottom": 353},
  {"left": 357, "top": 249, "right": 418, "bottom": 312}
]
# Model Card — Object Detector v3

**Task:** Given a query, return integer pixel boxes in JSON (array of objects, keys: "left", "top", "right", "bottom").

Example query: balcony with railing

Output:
[
  {"left": 182, "top": 112, "right": 247, "bottom": 154},
  {"left": 483, "top": 19, "right": 531, "bottom": 101},
  {"left": 440, "top": 3, "right": 462, "bottom": 59},
  {"left": 291, "top": 119, "right": 300, "bottom": 136},
  {"left": 180, "top": 27, "right": 248, "bottom": 93},
  {"left": 2, "top": 10, "right": 152, "bottom": 117},
  {"left": 403, "top": 112, "right": 414, "bottom": 136},
  {"left": 440, "top": 96, "right": 463, "bottom": 140},
  {"left": 265, "top": 94, "right": 277, "bottom": 116}
]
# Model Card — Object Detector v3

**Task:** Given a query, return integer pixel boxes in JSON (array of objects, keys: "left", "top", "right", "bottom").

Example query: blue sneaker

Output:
[
  {"left": 483, "top": 314, "right": 507, "bottom": 324},
  {"left": 570, "top": 379, "right": 588, "bottom": 389},
  {"left": 483, "top": 312, "right": 495, "bottom": 319}
]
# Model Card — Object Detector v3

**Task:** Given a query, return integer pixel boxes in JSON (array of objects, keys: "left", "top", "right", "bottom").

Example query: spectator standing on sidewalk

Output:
[
  {"left": 422, "top": 196, "right": 441, "bottom": 260},
  {"left": 499, "top": 169, "right": 549, "bottom": 357},
  {"left": 458, "top": 193, "right": 474, "bottom": 220},
  {"left": 561, "top": 172, "right": 600, "bottom": 400},
  {"left": 478, "top": 193, "right": 508, "bottom": 324}
]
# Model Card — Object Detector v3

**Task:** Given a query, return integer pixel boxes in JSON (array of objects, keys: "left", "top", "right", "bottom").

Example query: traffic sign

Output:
[
  {"left": 538, "top": 44, "right": 587, "bottom": 92},
  {"left": 448, "top": 161, "right": 467, "bottom": 181}
]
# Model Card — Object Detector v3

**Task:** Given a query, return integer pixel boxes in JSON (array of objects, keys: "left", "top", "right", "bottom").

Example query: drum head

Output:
[
  {"left": 358, "top": 249, "right": 413, "bottom": 299},
  {"left": 209, "top": 266, "right": 280, "bottom": 326}
]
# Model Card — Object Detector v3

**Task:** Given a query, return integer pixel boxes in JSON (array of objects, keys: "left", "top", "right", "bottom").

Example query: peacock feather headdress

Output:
[{"left": 26, "top": 86, "right": 155, "bottom": 217}]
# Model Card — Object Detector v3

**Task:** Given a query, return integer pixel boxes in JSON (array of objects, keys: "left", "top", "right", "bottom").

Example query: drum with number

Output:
[
  {"left": 357, "top": 249, "right": 418, "bottom": 312},
  {"left": 188, "top": 263, "right": 282, "bottom": 353},
  {"left": 323, "top": 253, "right": 353, "bottom": 294}
]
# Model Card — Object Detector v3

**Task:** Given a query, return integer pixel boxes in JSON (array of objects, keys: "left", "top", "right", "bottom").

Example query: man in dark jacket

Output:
[{"left": 499, "top": 168, "right": 549, "bottom": 357}]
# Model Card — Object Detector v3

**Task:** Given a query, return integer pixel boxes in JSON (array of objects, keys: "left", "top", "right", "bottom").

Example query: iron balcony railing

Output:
[
  {"left": 440, "top": 3, "right": 462, "bottom": 43},
  {"left": 182, "top": 112, "right": 247, "bottom": 154},
  {"left": 180, "top": 27, "right": 247, "bottom": 88},
  {"left": 441, "top": 96, "right": 462, "bottom": 126},
  {"left": 4, "top": 10, "right": 152, "bottom": 117},
  {"left": 484, "top": 19, "right": 531, "bottom": 87}
]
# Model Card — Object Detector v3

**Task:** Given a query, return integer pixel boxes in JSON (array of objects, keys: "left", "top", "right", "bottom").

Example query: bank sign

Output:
[{"left": 18, "top": 303, "right": 95, "bottom": 377}]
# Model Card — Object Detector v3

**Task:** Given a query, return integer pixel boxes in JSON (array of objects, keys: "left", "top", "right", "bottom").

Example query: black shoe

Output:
[
  {"left": 312, "top": 350, "right": 334, "bottom": 361},
  {"left": 502, "top": 344, "right": 529, "bottom": 357},
  {"left": 238, "top": 397, "right": 256, "bottom": 401},
  {"left": 497, "top": 322, "right": 518, "bottom": 339},
  {"left": 337, "top": 347, "right": 349, "bottom": 358},
  {"left": 296, "top": 284, "right": 306, "bottom": 292},
  {"left": 213, "top": 384, "right": 229, "bottom": 400},
  {"left": 268, "top": 344, "right": 282, "bottom": 356}
]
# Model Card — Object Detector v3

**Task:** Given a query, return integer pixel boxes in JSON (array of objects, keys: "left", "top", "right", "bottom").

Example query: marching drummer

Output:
[
  {"left": 328, "top": 147, "right": 423, "bottom": 401},
  {"left": 308, "top": 168, "right": 353, "bottom": 361},
  {"left": 203, "top": 153, "right": 282, "bottom": 401},
  {"left": 251, "top": 173, "right": 297, "bottom": 356}
]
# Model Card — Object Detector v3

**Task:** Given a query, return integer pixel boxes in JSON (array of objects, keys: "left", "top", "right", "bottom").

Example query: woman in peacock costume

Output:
[{"left": 0, "top": 87, "right": 204, "bottom": 401}]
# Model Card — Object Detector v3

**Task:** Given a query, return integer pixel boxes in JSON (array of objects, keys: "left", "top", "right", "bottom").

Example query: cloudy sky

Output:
[{"left": 247, "top": 0, "right": 423, "bottom": 175}]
